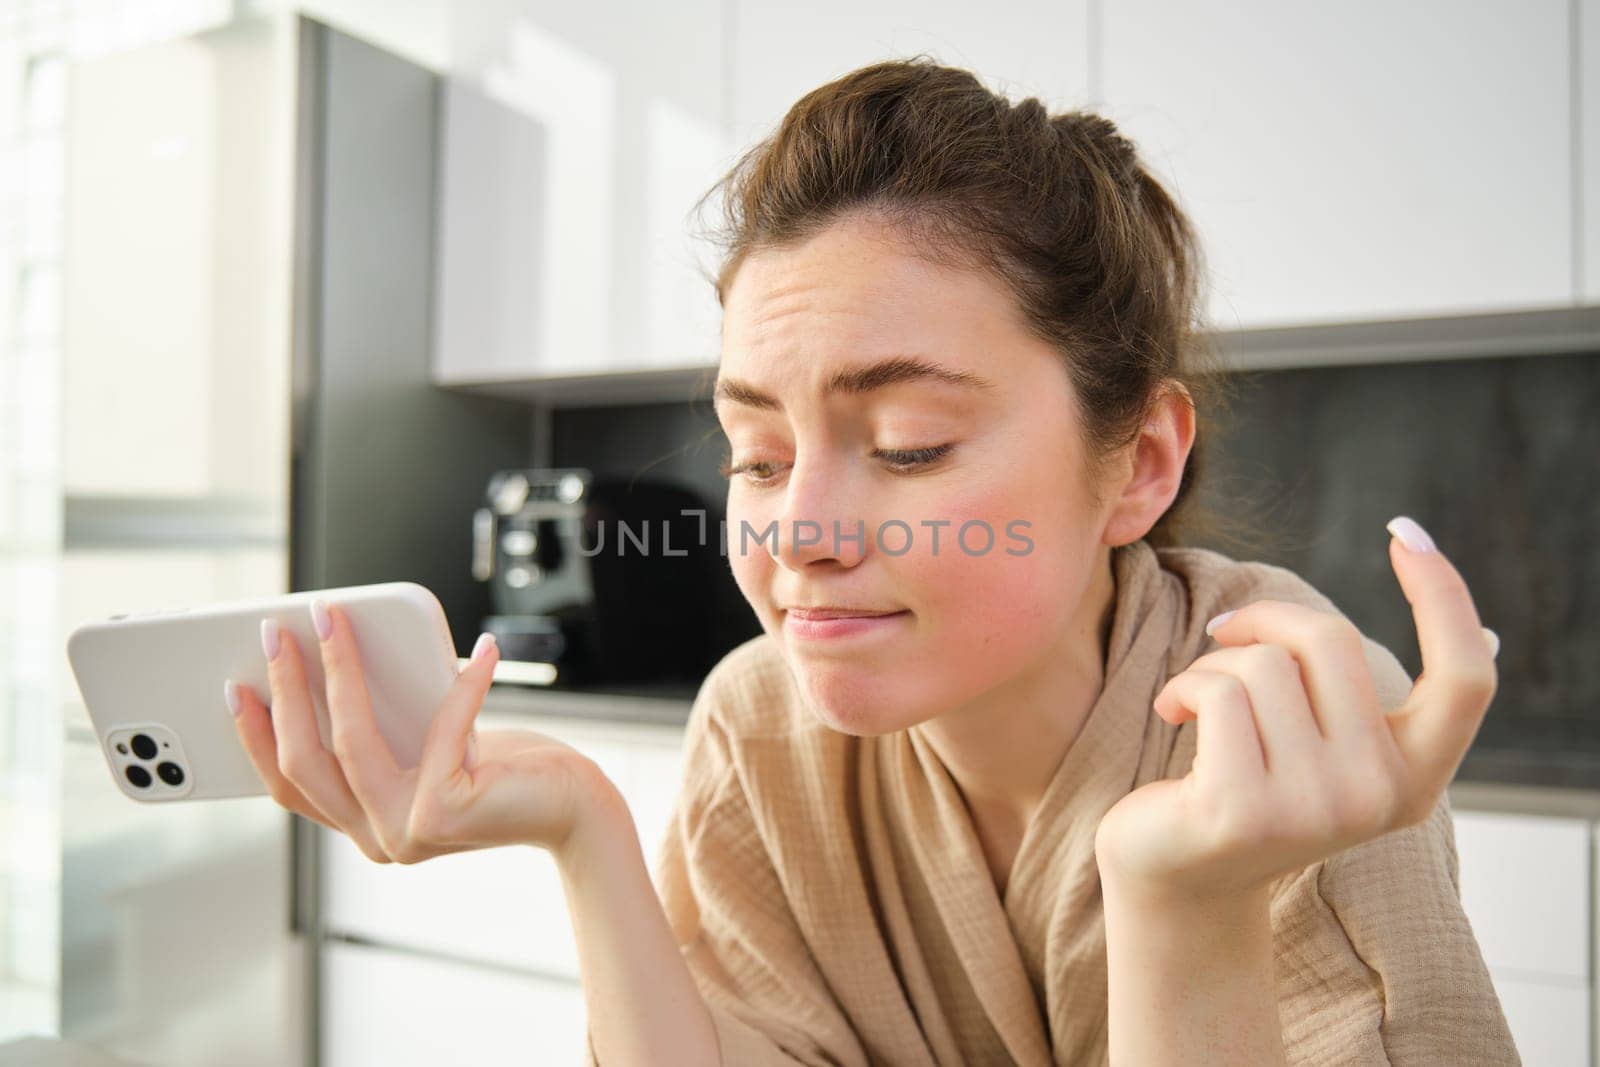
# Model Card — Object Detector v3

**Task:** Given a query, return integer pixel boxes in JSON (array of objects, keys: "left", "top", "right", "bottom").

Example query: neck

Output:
[{"left": 915, "top": 543, "right": 1119, "bottom": 829}]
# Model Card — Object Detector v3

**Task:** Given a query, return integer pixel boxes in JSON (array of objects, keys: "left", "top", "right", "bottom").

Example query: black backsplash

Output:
[
  {"left": 1192, "top": 350, "right": 1599, "bottom": 786},
  {"left": 553, "top": 351, "right": 1599, "bottom": 785}
]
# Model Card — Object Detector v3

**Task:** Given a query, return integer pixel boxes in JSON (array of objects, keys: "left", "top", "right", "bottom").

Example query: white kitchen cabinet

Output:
[
  {"left": 319, "top": 712, "right": 686, "bottom": 980},
  {"left": 429, "top": 78, "right": 548, "bottom": 385},
  {"left": 1452, "top": 808, "right": 1592, "bottom": 1063},
  {"left": 1454, "top": 810, "right": 1590, "bottom": 979},
  {"left": 1583, "top": 0, "right": 1600, "bottom": 306},
  {"left": 321, "top": 808, "right": 578, "bottom": 976},
  {"left": 1099, "top": 0, "right": 1574, "bottom": 329},
  {"left": 432, "top": 0, "right": 731, "bottom": 382},
  {"left": 429, "top": 0, "right": 1593, "bottom": 392},
  {"left": 1494, "top": 974, "right": 1591, "bottom": 1067},
  {"left": 729, "top": 0, "right": 1091, "bottom": 161},
  {"left": 321, "top": 939, "right": 587, "bottom": 1067}
]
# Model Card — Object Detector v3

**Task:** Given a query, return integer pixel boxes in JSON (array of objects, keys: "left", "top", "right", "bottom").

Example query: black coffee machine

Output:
[{"left": 471, "top": 468, "right": 726, "bottom": 688}]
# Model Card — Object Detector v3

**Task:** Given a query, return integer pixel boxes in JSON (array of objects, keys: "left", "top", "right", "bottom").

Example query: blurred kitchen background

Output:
[{"left": 0, "top": 0, "right": 1596, "bottom": 1064}]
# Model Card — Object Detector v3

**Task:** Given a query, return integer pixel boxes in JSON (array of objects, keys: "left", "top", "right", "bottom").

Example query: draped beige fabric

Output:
[{"left": 582, "top": 538, "right": 1520, "bottom": 1065}]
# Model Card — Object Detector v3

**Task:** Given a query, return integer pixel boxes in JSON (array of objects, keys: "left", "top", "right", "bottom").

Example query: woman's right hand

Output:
[{"left": 228, "top": 599, "right": 618, "bottom": 866}]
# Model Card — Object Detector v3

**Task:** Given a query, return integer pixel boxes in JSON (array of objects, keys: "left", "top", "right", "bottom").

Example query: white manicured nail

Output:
[{"left": 1386, "top": 515, "right": 1437, "bottom": 553}]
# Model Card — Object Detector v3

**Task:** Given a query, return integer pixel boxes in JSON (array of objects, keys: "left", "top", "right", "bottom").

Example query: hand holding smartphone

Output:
[
  {"left": 67, "top": 582, "right": 611, "bottom": 863},
  {"left": 67, "top": 582, "right": 460, "bottom": 801}
]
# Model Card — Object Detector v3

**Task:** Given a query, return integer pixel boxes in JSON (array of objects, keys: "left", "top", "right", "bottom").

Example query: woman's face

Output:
[{"left": 715, "top": 213, "right": 1122, "bottom": 737}]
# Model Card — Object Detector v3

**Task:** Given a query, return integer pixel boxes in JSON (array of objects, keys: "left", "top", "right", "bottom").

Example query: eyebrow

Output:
[{"left": 712, "top": 355, "right": 995, "bottom": 412}]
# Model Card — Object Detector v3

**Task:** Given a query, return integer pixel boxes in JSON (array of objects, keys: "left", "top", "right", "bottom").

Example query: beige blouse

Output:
[{"left": 583, "top": 538, "right": 1520, "bottom": 1065}]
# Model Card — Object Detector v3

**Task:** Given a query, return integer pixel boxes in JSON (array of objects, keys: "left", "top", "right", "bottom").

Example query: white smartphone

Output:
[{"left": 65, "top": 581, "right": 464, "bottom": 803}]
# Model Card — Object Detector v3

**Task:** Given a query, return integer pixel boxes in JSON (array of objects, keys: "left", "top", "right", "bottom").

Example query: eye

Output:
[
  {"left": 718, "top": 452, "right": 785, "bottom": 485},
  {"left": 873, "top": 443, "right": 955, "bottom": 470},
  {"left": 717, "top": 443, "right": 956, "bottom": 485}
]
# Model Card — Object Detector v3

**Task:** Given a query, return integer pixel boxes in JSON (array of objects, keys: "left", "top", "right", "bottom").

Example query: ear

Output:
[{"left": 1101, "top": 385, "right": 1196, "bottom": 546}]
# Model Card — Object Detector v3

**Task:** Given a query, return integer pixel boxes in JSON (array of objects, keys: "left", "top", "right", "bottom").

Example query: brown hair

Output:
[{"left": 692, "top": 56, "right": 1262, "bottom": 554}]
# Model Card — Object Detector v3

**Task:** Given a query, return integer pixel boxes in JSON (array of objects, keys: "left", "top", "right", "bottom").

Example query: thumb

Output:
[{"left": 418, "top": 633, "right": 499, "bottom": 792}]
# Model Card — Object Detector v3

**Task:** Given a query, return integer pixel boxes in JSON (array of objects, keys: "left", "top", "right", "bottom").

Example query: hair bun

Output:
[{"left": 1051, "top": 111, "right": 1139, "bottom": 182}]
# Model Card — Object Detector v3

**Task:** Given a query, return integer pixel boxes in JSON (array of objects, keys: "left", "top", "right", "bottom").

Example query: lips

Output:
[
  {"left": 784, "top": 607, "right": 903, "bottom": 621},
  {"left": 782, "top": 606, "right": 910, "bottom": 643}
]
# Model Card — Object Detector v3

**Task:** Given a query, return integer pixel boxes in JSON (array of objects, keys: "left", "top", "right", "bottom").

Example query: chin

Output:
[
  {"left": 807, "top": 706, "right": 908, "bottom": 739},
  {"left": 791, "top": 662, "right": 937, "bottom": 738}
]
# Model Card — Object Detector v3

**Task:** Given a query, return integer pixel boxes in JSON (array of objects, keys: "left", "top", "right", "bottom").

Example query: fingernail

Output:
[
  {"left": 471, "top": 632, "right": 496, "bottom": 662},
  {"left": 1482, "top": 627, "right": 1500, "bottom": 660},
  {"left": 260, "top": 618, "right": 280, "bottom": 662},
  {"left": 1386, "top": 515, "right": 1437, "bottom": 553},
  {"left": 224, "top": 678, "right": 241, "bottom": 716},
  {"left": 1204, "top": 609, "right": 1237, "bottom": 636},
  {"left": 311, "top": 598, "right": 332, "bottom": 641}
]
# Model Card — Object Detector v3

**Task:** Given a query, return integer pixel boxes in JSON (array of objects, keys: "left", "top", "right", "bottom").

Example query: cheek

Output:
[
  {"left": 908, "top": 499, "right": 1070, "bottom": 637},
  {"left": 903, "top": 466, "right": 1072, "bottom": 585},
  {"left": 726, "top": 498, "right": 777, "bottom": 615},
  {"left": 894, "top": 477, "right": 1089, "bottom": 668}
]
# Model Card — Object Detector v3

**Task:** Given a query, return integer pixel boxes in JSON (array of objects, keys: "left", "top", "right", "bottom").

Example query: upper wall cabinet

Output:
[
  {"left": 1584, "top": 0, "right": 1599, "bottom": 306},
  {"left": 729, "top": 0, "right": 1092, "bottom": 160},
  {"left": 433, "top": 0, "right": 731, "bottom": 382},
  {"left": 1100, "top": 0, "right": 1575, "bottom": 329}
]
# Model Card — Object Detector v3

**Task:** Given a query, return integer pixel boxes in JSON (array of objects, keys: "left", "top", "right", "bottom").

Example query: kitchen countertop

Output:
[
  {"left": 1448, "top": 777, "right": 1600, "bottom": 819},
  {"left": 480, "top": 681, "right": 694, "bottom": 728},
  {"left": 1453, "top": 749, "right": 1600, "bottom": 792}
]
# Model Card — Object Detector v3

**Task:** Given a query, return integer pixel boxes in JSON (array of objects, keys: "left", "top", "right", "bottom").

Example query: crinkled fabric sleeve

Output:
[
  {"left": 1269, "top": 634, "right": 1520, "bottom": 1065},
  {"left": 1271, "top": 794, "right": 1521, "bottom": 1065},
  {"left": 582, "top": 656, "right": 870, "bottom": 1067}
]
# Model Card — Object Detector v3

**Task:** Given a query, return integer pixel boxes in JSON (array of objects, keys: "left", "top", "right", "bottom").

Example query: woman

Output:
[{"left": 228, "top": 58, "right": 1517, "bottom": 1065}]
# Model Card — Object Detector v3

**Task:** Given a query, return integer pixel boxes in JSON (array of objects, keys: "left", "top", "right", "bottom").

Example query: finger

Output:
[
  {"left": 232, "top": 681, "right": 393, "bottom": 863},
  {"left": 262, "top": 617, "right": 345, "bottom": 805},
  {"left": 1380, "top": 516, "right": 1498, "bottom": 785},
  {"left": 312, "top": 599, "right": 405, "bottom": 815},
  {"left": 1203, "top": 599, "right": 1382, "bottom": 744},
  {"left": 228, "top": 680, "right": 349, "bottom": 831},
  {"left": 250, "top": 637, "right": 396, "bottom": 861},
  {"left": 1174, "top": 644, "right": 1324, "bottom": 770},
  {"left": 417, "top": 633, "right": 500, "bottom": 797},
  {"left": 1154, "top": 668, "right": 1268, "bottom": 783}
]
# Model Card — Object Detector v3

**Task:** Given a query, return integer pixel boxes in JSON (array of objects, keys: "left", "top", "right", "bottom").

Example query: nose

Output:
[{"left": 769, "top": 456, "right": 870, "bottom": 571}]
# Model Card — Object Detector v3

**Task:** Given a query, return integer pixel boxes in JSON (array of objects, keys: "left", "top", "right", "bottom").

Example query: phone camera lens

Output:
[
  {"left": 125, "top": 765, "right": 152, "bottom": 788},
  {"left": 156, "top": 761, "right": 184, "bottom": 786},
  {"left": 130, "top": 734, "right": 157, "bottom": 760}
]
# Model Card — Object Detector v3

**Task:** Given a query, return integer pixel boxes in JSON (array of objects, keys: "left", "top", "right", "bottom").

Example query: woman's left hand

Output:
[{"left": 1094, "top": 517, "right": 1500, "bottom": 905}]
